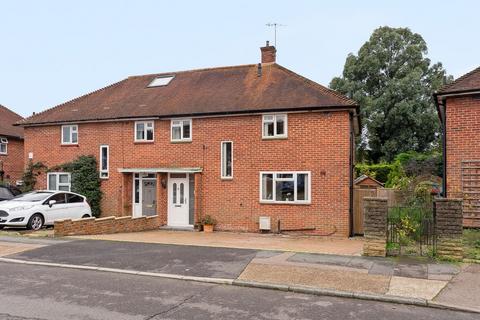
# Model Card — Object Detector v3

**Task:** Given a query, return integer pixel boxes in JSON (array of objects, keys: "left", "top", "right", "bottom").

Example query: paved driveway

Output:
[{"left": 7, "top": 239, "right": 258, "bottom": 278}]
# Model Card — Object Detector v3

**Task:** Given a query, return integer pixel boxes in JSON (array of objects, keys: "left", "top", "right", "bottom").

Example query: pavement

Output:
[
  {"left": 0, "top": 233, "right": 478, "bottom": 314},
  {"left": 0, "top": 262, "right": 477, "bottom": 320}
]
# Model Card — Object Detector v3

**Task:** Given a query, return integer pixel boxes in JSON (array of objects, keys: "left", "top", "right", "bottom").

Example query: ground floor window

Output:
[
  {"left": 47, "top": 172, "right": 71, "bottom": 191},
  {"left": 260, "top": 171, "right": 311, "bottom": 204}
]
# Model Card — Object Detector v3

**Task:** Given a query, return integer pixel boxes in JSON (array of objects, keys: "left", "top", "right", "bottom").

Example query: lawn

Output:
[{"left": 463, "top": 229, "right": 480, "bottom": 261}]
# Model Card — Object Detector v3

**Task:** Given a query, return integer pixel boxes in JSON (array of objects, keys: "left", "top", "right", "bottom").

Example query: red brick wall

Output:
[
  {"left": 445, "top": 95, "right": 480, "bottom": 227},
  {"left": 0, "top": 138, "right": 24, "bottom": 184},
  {"left": 24, "top": 111, "right": 352, "bottom": 236}
]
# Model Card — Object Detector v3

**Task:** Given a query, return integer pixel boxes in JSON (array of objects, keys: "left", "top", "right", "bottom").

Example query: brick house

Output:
[
  {"left": 435, "top": 66, "right": 480, "bottom": 227},
  {"left": 18, "top": 44, "right": 360, "bottom": 236},
  {"left": 0, "top": 104, "right": 24, "bottom": 185}
]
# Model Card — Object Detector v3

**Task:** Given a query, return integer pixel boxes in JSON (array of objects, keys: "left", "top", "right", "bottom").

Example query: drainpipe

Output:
[
  {"left": 441, "top": 99, "right": 447, "bottom": 198},
  {"left": 349, "top": 113, "right": 354, "bottom": 236}
]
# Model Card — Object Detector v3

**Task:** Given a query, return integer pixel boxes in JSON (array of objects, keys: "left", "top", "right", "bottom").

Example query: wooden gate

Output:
[
  {"left": 353, "top": 188, "right": 401, "bottom": 235},
  {"left": 353, "top": 188, "right": 376, "bottom": 234}
]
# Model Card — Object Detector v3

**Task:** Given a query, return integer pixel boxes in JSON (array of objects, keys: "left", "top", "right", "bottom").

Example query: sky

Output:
[{"left": 1, "top": 0, "right": 478, "bottom": 117}]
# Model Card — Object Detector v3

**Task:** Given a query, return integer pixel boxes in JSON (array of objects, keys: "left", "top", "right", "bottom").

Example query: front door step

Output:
[{"left": 159, "top": 226, "right": 195, "bottom": 232}]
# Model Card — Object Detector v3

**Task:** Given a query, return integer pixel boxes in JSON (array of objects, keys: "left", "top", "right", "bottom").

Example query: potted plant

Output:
[{"left": 201, "top": 215, "right": 217, "bottom": 233}]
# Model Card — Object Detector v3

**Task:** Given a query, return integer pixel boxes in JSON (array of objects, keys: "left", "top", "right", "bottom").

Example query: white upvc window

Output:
[
  {"left": 0, "top": 137, "right": 8, "bottom": 155},
  {"left": 262, "top": 114, "right": 287, "bottom": 139},
  {"left": 47, "top": 172, "right": 71, "bottom": 191},
  {"left": 61, "top": 125, "right": 78, "bottom": 145},
  {"left": 221, "top": 141, "right": 233, "bottom": 179},
  {"left": 171, "top": 119, "right": 192, "bottom": 142},
  {"left": 99, "top": 145, "right": 109, "bottom": 179},
  {"left": 260, "top": 171, "right": 311, "bottom": 204},
  {"left": 135, "top": 121, "right": 154, "bottom": 142}
]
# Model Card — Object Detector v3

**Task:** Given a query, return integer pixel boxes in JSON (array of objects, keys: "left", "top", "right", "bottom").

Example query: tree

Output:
[{"left": 330, "top": 26, "right": 452, "bottom": 162}]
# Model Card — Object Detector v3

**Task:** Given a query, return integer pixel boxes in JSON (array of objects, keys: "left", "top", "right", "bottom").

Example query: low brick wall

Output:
[
  {"left": 362, "top": 197, "right": 388, "bottom": 257},
  {"left": 54, "top": 215, "right": 161, "bottom": 237},
  {"left": 435, "top": 198, "right": 464, "bottom": 260}
]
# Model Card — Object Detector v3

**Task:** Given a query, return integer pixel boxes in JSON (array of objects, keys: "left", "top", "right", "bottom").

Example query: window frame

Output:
[
  {"left": 47, "top": 172, "right": 72, "bottom": 192},
  {"left": 170, "top": 118, "right": 192, "bottom": 142},
  {"left": 262, "top": 114, "right": 288, "bottom": 139},
  {"left": 220, "top": 141, "right": 233, "bottom": 180},
  {"left": 259, "top": 171, "right": 311, "bottom": 204},
  {"left": 0, "top": 137, "right": 7, "bottom": 155},
  {"left": 99, "top": 145, "right": 109, "bottom": 179},
  {"left": 61, "top": 124, "right": 78, "bottom": 145},
  {"left": 134, "top": 121, "right": 155, "bottom": 142}
]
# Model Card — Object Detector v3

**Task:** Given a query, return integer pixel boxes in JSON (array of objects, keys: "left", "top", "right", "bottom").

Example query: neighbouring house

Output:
[
  {"left": 435, "top": 66, "right": 480, "bottom": 228},
  {"left": 17, "top": 43, "right": 360, "bottom": 236},
  {"left": 0, "top": 104, "right": 24, "bottom": 185}
]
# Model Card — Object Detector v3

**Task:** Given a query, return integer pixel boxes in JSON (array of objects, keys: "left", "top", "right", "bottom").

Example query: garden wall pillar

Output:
[
  {"left": 362, "top": 197, "right": 388, "bottom": 257},
  {"left": 435, "top": 198, "right": 464, "bottom": 260}
]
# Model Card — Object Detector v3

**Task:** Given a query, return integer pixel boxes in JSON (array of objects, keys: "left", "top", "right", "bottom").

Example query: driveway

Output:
[
  {"left": 71, "top": 230, "right": 364, "bottom": 255},
  {"left": 7, "top": 239, "right": 259, "bottom": 278}
]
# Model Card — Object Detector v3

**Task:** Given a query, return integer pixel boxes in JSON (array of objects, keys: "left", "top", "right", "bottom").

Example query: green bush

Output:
[
  {"left": 53, "top": 155, "right": 103, "bottom": 217},
  {"left": 355, "top": 163, "right": 393, "bottom": 183},
  {"left": 21, "top": 161, "right": 47, "bottom": 192}
]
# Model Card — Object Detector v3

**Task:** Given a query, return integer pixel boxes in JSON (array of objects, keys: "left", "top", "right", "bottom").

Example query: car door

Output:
[
  {"left": 65, "top": 193, "right": 87, "bottom": 219},
  {"left": 43, "top": 193, "right": 68, "bottom": 224}
]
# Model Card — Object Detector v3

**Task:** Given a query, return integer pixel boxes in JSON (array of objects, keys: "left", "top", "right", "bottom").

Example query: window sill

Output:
[
  {"left": 221, "top": 177, "right": 233, "bottom": 181},
  {"left": 259, "top": 201, "right": 311, "bottom": 205},
  {"left": 262, "top": 136, "right": 288, "bottom": 140},
  {"left": 61, "top": 143, "right": 79, "bottom": 147},
  {"left": 170, "top": 140, "right": 192, "bottom": 144},
  {"left": 134, "top": 141, "right": 155, "bottom": 144}
]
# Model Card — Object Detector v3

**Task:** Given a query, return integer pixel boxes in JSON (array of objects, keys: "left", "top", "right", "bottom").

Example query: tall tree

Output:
[{"left": 330, "top": 26, "right": 451, "bottom": 162}]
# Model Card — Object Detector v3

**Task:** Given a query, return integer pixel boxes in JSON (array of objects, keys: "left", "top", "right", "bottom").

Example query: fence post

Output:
[
  {"left": 434, "top": 198, "right": 464, "bottom": 260},
  {"left": 362, "top": 197, "right": 388, "bottom": 257}
]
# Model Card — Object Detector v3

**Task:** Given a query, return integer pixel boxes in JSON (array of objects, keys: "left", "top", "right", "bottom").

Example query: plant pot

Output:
[{"left": 203, "top": 224, "right": 214, "bottom": 233}]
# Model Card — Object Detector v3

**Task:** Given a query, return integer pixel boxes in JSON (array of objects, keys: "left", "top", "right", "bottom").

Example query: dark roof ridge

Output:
[{"left": 128, "top": 63, "right": 257, "bottom": 79}]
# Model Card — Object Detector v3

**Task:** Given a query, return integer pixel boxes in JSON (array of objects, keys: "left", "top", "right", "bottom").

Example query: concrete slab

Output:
[
  {"left": 6, "top": 239, "right": 257, "bottom": 278},
  {"left": 346, "top": 257, "right": 375, "bottom": 270},
  {"left": 387, "top": 276, "right": 447, "bottom": 300},
  {"left": 0, "top": 242, "right": 45, "bottom": 257},
  {"left": 287, "top": 253, "right": 352, "bottom": 266},
  {"left": 434, "top": 264, "right": 480, "bottom": 312},
  {"left": 238, "top": 263, "right": 390, "bottom": 294},
  {"left": 369, "top": 261, "right": 395, "bottom": 276},
  {"left": 394, "top": 263, "right": 428, "bottom": 279}
]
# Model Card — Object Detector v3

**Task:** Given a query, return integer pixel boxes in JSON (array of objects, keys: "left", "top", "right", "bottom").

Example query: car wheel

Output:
[
  {"left": 27, "top": 214, "right": 44, "bottom": 231},
  {"left": 0, "top": 225, "right": 4, "bottom": 230},
  {"left": 82, "top": 214, "right": 91, "bottom": 218}
]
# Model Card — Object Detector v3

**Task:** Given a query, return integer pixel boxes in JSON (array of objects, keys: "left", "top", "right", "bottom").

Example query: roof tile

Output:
[{"left": 0, "top": 104, "right": 23, "bottom": 138}]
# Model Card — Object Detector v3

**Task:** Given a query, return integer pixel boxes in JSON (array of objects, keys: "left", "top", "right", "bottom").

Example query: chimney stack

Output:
[{"left": 260, "top": 40, "right": 276, "bottom": 63}]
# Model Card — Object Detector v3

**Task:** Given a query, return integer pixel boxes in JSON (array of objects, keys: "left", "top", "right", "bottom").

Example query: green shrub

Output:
[
  {"left": 355, "top": 163, "right": 393, "bottom": 183},
  {"left": 53, "top": 155, "right": 103, "bottom": 217},
  {"left": 21, "top": 161, "right": 47, "bottom": 192}
]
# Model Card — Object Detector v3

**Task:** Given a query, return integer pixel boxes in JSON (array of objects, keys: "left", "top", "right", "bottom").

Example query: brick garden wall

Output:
[
  {"left": 435, "top": 198, "right": 464, "bottom": 260},
  {"left": 445, "top": 95, "right": 480, "bottom": 227},
  {"left": 54, "top": 215, "right": 160, "bottom": 237},
  {"left": 362, "top": 197, "right": 388, "bottom": 257},
  {"left": 25, "top": 111, "right": 353, "bottom": 236},
  {"left": 0, "top": 138, "right": 24, "bottom": 184}
]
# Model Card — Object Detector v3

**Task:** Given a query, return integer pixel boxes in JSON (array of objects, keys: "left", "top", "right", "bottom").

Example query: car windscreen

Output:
[{"left": 12, "top": 192, "right": 53, "bottom": 202}]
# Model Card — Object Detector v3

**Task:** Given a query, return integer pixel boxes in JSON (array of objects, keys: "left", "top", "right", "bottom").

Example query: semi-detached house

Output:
[
  {"left": 17, "top": 43, "right": 360, "bottom": 236},
  {"left": 0, "top": 104, "right": 24, "bottom": 185}
]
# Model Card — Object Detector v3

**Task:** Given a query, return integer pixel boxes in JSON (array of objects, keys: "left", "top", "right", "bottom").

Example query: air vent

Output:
[
  {"left": 147, "top": 75, "right": 175, "bottom": 87},
  {"left": 259, "top": 216, "right": 271, "bottom": 231}
]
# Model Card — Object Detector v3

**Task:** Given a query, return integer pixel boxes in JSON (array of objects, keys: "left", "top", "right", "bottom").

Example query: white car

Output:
[{"left": 0, "top": 190, "right": 92, "bottom": 230}]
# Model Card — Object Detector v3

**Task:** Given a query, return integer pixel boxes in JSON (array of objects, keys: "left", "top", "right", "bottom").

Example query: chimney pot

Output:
[{"left": 260, "top": 41, "right": 276, "bottom": 64}]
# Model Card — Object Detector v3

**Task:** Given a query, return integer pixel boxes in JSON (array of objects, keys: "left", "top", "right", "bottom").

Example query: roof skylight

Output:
[{"left": 148, "top": 75, "right": 175, "bottom": 87}]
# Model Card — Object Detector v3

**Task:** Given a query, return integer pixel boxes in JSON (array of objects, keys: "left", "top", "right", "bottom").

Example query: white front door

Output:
[{"left": 168, "top": 173, "right": 190, "bottom": 226}]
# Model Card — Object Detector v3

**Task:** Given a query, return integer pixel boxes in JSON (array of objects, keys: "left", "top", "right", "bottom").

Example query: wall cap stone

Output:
[
  {"left": 434, "top": 198, "right": 463, "bottom": 202},
  {"left": 363, "top": 197, "right": 388, "bottom": 201}
]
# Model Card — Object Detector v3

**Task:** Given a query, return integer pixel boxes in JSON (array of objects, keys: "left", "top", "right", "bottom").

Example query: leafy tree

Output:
[
  {"left": 331, "top": 26, "right": 452, "bottom": 162},
  {"left": 21, "top": 161, "right": 47, "bottom": 192}
]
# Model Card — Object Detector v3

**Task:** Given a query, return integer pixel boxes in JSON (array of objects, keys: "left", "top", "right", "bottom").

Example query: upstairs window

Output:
[
  {"left": 262, "top": 114, "right": 287, "bottom": 139},
  {"left": 135, "top": 121, "right": 154, "bottom": 142},
  {"left": 100, "top": 145, "right": 109, "bottom": 179},
  {"left": 171, "top": 119, "right": 192, "bottom": 142},
  {"left": 61, "top": 125, "right": 78, "bottom": 145},
  {"left": 260, "top": 171, "right": 310, "bottom": 204},
  {"left": 0, "top": 137, "right": 7, "bottom": 155},
  {"left": 221, "top": 141, "right": 233, "bottom": 179},
  {"left": 47, "top": 172, "right": 71, "bottom": 191}
]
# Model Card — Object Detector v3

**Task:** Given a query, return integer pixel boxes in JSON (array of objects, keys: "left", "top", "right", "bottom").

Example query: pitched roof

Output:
[
  {"left": 18, "top": 63, "right": 357, "bottom": 126},
  {"left": 353, "top": 174, "right": 384, "bottom": 187},
  {"left": 0, "top": 104, "right": 23, "bottom": 139},
  {"left": 437, "top": 66, "right": 480, "bottom": 94}
]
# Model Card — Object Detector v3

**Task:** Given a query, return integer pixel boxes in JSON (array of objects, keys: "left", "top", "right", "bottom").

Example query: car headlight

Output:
[{"left": 10, "top": 205, "right": 35, "bottom": 212}]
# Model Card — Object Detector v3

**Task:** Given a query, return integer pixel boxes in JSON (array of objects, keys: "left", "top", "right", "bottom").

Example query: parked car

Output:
[
  {"left": 0, "top": 190, "right": 92, "bottom": 230},
  {"left": 0, "top": 185, "right": 22, "bottom": 201}
]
